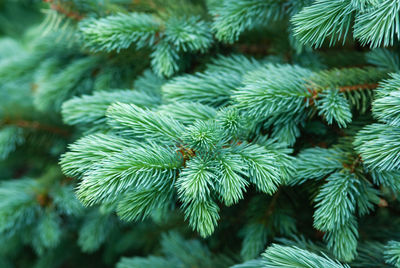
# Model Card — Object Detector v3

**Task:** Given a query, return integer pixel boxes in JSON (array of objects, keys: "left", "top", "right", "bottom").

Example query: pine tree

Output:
[{"left": 2, "top": 0, "right": 400, "bottom": 267}]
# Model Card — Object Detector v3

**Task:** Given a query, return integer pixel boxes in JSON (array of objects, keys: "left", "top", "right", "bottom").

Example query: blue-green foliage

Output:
[
  {"left": 163, "top": 54, "right": 263, "bottom": 106},
  {"left": 62, "top": 98, "right": 296, "bottom": 237},
  {"left": 355, "top": 124, "right": 400, "bottom": 171},
  {"left": 293, "top": 0, "right": 400, "bottom": 48},
  {"left": 164, "top": 16, "right": 213, "bottom": 53},
  {"left": 314, "top": 172, "right": 359, "bottom": 261},
  {"left": 0, "top": 126, "right": 24, "bottom": 160},
  {"left": 60, "top": 64, "right": 298, "bottom": 236},
  {"left": 79, "top": 13, "right": 161, "bottom": 52},
  {"left": 355, "top": 75, "right": 400, "bottom": 182},
  {"left": 385, "top": 241, "right": 400, "bottom": 267},
  {"left": 316, "top": 90, "right": 352, "bottom": 128},
  {"left": 150, "top": 40, "right": 181, "bottom": 77},
  {"left": 293, "top": 147, "right": 346, "bottom": 183},
  {"left": 292, "top": 143, "right": 382, "bottom": 262},
  {"left": 0, "top": 174, "right": 84, "bottom": 257},
  {"left": 79, "top": 9, "right": 213, "bottom": 77},
  {"left": 366, "top": 49, "right": 400, "bottom": 72},
  {"left": 0, "top": 179, "right": 40, "bottom": 238},
  {"left": 234, "top": 64, "right": 313, "bottom": 118},
  {"left": 33, "top": 212, "right": 62, "bottom": 255},
  {"left": 117, "top": 232, "right": 235, "bottom": 268},
  {"left": 240, "top": 223, "right": 269, "bottom": 261},
  {"left": 34, "top": 57, "right": 101, "bottom": 112},
  {"left": 4, "top": 0, "right": 400, "bottom": 267},
  {"left": 234, "top": 64, "right": 384, "bottom": 144},
  {"left": 78, "top": 210, "right": 116, "bottom": 252},
  {"left": 354, "top": 0, "right": 400, "bottom": 47},
  {"left": 210, "top": 0, "right": 284, "bottom": 43},
  {"left": 260, "top": 244, "right": 349, "bottom": 268},
  {"left": 369, "top": 170, "right": 400, "bottom": 192},
  {"left": 239, "top": 196, "right": 297, "bottom": 261},
  {"left": 314, "top": 172, "right": 358, "bottom": 231},
  {"left": 62, "top": 89, "right": 160, "bottom": 128},
  {"left": 60, "top": 48, "right": 392, "bottom": 264},
  {"left": 372, "top": 73, "right": 400, "bottom": 126}
]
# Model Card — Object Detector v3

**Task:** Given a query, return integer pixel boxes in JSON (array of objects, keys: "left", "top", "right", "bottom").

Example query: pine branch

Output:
[
  {"left": 76, "top": 142, "right": 183, "bottom": 205},
  {"left": 313, "top": 172, "right": 358, "bottom": 231},
  {"left": 117, "top": 186, "right": 173, "bottom": 222},
  {"left": 384, "top": 240, "right": 400, "bottom": 267},
  {"left": 316, "top": 90, "right": 352, "bottom": 128},
  {"left": 261, "top": 244, "right": 349, "bottom": 268},
  {"left": 176, "top": 155, "right": 215, "bottom": 202},
  {"left": 183, "top": 199, "right": 220, "bottom": 238},
  {"left": 292, "top": 0, "right": 354, "bottom": 48},
  {"left": 354, "top": 124, "right": 400, "bottom": 171},
  {"left": 79, "top": 12, "right": 161, "bottom": 52},
  {"left": 162, "top": 54, "right": 263, "bottom": 106},
  {"left": 293, "top": 147, "right": 346, "bottom": 184},
  {"left": 354, "top": 0, "right": 400, "bottom": 48},
  {"left": 324, "top": 217, "right": 358, "bottom": 262},
  {"left": 211, "top": 0, "right": 285, "bottom": 43},
  {"left": 78, "top": 211, "right": 114, "bottom": 253},
  {"left": 62, "top": 89, "right": 160, "bottom": 127},
  {"left": 106, "top": 102, "right": 185, "bottom": 140}
]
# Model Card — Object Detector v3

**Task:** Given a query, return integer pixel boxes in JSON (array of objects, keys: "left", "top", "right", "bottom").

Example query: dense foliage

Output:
[{"left": 1, "top": 0, "right": 400, "bottom": 267}]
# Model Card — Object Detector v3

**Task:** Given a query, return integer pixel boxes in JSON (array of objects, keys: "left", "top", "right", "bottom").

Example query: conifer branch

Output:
[{"left": 5, "top": 1, "right": 400, "bottom": 265}]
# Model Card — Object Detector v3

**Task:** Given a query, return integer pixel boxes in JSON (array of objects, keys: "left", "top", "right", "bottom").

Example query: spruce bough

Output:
[{"left": 1, "top": 0, "right": 400, "bottom": 267}]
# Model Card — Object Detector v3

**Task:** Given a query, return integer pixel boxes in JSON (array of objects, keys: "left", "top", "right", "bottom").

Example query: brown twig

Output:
[
  {"left": 36, "top": 193, "right": 52, "bottom": 207},
  {"left": 3, "top": 118, "right": 70, "bottom": 137},
  {"left": 339, "top": 83, "right": 379, "bottom": 92},
  {"left": 177, "top": 146, "right": 196, "bottom": 167},
  {"left": 350, "top": 155, "right": 362, "bottom": 173},
  {"left": 306, "top": 82, "right": 379, "bottom": 106},
  {"left": 265, "top": 190, "right": 280, "bottom": 218},
  {"left": 43, "top": 0, "right": 84, "bottom": 21}
]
